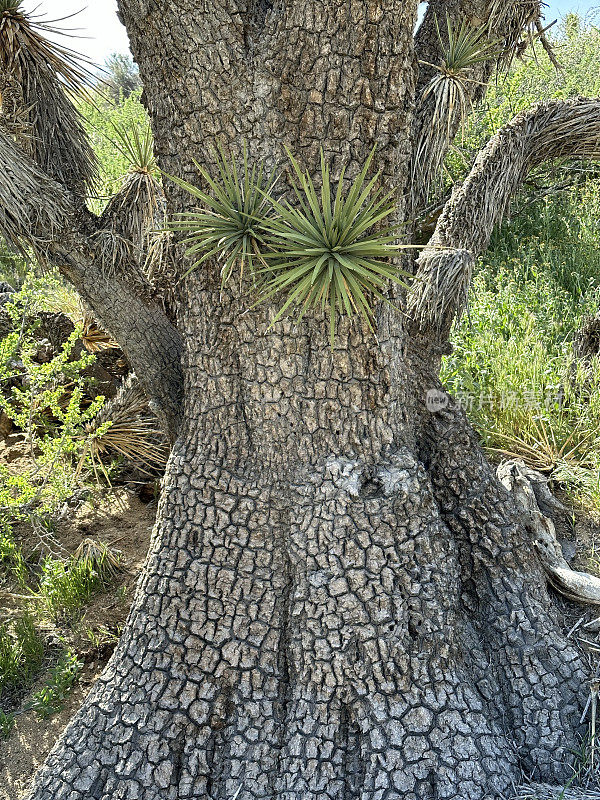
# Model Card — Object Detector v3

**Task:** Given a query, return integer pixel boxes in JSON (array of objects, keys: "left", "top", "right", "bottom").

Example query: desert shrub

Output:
[{"left": 442, "top": 186, "right": 600, "bottom": 510}]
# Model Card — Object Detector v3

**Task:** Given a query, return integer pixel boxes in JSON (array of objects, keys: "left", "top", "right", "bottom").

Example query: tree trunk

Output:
[{"left": 25, "top": 2, "right": 591, "bottom": 798}]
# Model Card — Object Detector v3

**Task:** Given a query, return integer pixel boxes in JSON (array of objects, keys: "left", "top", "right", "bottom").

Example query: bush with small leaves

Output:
[{"left": 29, "top": 650, "right": 82, "bottom": 718}]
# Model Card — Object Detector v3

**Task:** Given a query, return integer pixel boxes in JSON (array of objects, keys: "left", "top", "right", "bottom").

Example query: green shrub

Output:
[
  {"left": 442, "top": 185, "right": 600, "bottom": 511},
  {"left": 0, "top": 613, "right": 45, "bottom": 699},
  {"left": 29, "top": 650, "right": 82, "bottom": 718}
]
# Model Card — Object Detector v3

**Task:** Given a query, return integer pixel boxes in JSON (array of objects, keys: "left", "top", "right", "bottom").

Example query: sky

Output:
[
  {"left": 32, "top": 1, "right": 129, "bottom": 66},
  {"left": 26, "top": 1, "right": 600, "bottom": 68}
]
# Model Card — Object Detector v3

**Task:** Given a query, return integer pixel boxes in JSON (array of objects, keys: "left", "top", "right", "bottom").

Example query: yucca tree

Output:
[
  {"left": 100, "top": 121, "right": 165, "bottom": 274},
  {"left": 3, "top": 3, "right": 600, "bottom": 800}
]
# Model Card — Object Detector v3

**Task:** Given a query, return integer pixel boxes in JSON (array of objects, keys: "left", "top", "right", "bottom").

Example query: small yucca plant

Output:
[
  {"left": 258, "top": 148, "right": 412, "bottom": 347},
  {"left": 0, "top": 1, "right": 21, "bottom": 13},
  {"left": 100, "top": 121, "right": 164, "bottom": 272},
  {"left": 414, "top": 16, "right": 497, "bottom": 198},
  {"left": 166, "top": 143, "right": 278, "bottom": 285},
  {"left": 421, "top": 16, "right": 498, "bottom": 143}
]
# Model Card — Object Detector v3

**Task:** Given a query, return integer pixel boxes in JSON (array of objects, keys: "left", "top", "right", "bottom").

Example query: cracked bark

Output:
[{"left": 22, "top": 2, "right": 595, "bottom": 799}]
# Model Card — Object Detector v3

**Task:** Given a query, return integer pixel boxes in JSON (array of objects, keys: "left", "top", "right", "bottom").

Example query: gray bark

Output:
[{"left": 19, "top": 2, "right": 595, "bottom": 799}]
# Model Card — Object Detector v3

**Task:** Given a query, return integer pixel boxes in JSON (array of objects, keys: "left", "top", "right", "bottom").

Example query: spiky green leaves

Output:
[
  {"left": 414, "top": 15, "right": 498, "bottom": 199},
  {"left": 109, "top": 121, "right": 157, "bottom": 176},
  {"left": 167, "top": 145, "right": 277, "bottom": 286},
  {"left": 421, "top": 16, "right": 499, "bottom": 141},
  {"left": 168, "top": 146, "right": 413, "bottom": 345},
  {"left": 258, "top": 149, "right": 411, "bottom": 347}
]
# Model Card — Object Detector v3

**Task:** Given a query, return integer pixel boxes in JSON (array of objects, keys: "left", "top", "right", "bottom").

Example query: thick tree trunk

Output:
[
  {"left": 26, "top": 324, "right": 587, "bottom": 800},
  {"left": 25, "top": 2, "right": 591, "bottom": 798}
]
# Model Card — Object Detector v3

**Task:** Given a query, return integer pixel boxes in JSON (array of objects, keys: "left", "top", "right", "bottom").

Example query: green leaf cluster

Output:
[{"left": 167, "top": 146, "right": 413, "bottom": 346}]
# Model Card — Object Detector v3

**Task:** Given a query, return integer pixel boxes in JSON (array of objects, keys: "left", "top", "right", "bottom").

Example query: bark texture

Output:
[{"left": 18, "top": 2, "right": 596, "bottom": 799}]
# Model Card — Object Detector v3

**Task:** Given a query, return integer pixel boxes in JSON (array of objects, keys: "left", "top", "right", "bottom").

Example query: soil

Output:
[{"left": 0, "top": 485, "right": 156, "bottom": 800}]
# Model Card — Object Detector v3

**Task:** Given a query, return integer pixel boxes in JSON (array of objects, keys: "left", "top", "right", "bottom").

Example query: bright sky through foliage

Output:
[
  {"left": 32, "top": 0, "right": 130, "bottom": 67},
  {"left": 25, "top": 1, "right": 600, "bottom": 68}
]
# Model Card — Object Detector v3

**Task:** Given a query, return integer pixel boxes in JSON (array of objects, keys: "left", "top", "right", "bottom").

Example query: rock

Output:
[{"left": 0, "top": 411, "right": 13, "bottom": 438}]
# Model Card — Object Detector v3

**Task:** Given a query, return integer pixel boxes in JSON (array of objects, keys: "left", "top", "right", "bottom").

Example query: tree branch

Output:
[
  {"left": 407, "top": 97, "right": 600, "bottom": 340},
  {"left": 0, "top": 125, "right": 184, "bottom": 441},
  {"left": 411, "top": 0, "right": 547, "bottom": 211}
]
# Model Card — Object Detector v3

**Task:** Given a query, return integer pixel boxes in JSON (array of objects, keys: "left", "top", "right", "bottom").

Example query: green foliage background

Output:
[{"left": 442, "top": 13, "right": 600, "bottom": 510}]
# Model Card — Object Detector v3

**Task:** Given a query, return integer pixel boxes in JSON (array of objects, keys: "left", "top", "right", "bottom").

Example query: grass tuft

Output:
[
  {"left": 0, "top": 613, "right": 44, "bottom": 700},
  {"left": 37, "top": 553, "right": 109, "bottom": 623}
]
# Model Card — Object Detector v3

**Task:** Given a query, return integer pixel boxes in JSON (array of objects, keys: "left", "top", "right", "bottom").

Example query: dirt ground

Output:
[{"left": 0, "top": 487, "right": 155, "bottom": 800}]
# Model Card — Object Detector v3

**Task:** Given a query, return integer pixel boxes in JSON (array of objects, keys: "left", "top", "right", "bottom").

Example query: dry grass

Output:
[
  {"left": 0, "top": 2, "right": 97, "bottom": 191},
  {"left": 0, "top": 123, "right": 72, "bottom": 257},
  {"left": 78, "top": 303, "right": 118, "bottom": 353},
  {"left": 80, "top": 374, "right": 169, "bottom": 480},
  {"left": 487, "top": 415, "right": 599, "bottom": 474},
  {"left": 73, "top": 538, "right": 122, "bottom": 581}
]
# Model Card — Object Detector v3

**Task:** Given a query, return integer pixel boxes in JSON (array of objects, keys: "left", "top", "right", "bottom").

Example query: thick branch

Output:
[
  {"left": 411, "top": 0, "right": 546, "bottom": 211},
  {"left": 0, "top": 126, "right": 183, "bottom": 440},
  {"left": 407, "top": 97, "right": 600, "bottom": 339}
]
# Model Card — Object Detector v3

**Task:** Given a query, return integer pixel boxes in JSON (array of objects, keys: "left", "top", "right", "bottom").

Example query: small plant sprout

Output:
[
  {"left": 259, "top": 148, "right": 413, "bottom": 348},
  {"left": 166, "top": 143, "right": 278, "bottom": 286},
  {"left": 0, "top": 710, "right": 15, "bottom": 740}
]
